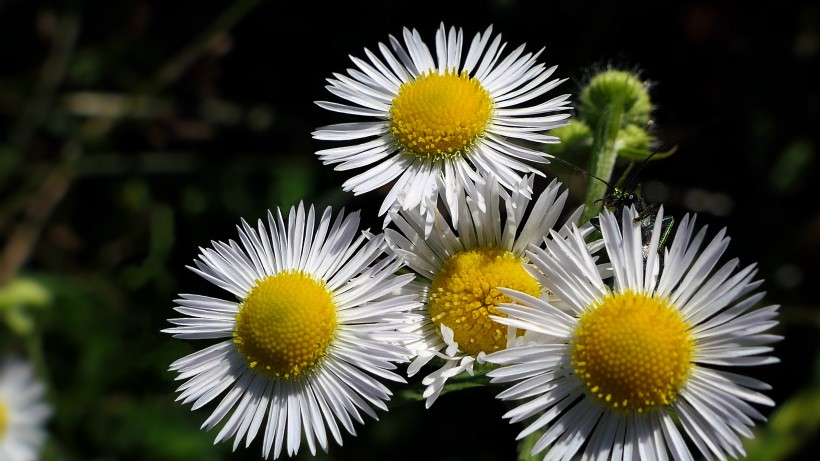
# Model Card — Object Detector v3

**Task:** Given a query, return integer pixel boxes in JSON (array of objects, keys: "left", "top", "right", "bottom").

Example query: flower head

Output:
[
  {"left": 314, "top": 23, "right": 570, "bottom": 231},
  {"left": 164, "top": 204, "right": 421, "bottom": 459},
  {"left": 386, "top": 175, "right": 585, "bottom": 407},
  {"left": 485, "top": 206, "right": 780, "bottom": 460},
  {"left": 0, "top": 358, "right": 50, "bottom": 461}
]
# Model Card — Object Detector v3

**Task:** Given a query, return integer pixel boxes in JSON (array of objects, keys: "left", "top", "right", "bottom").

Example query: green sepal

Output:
[
  {"left": 549, "top": 119, "right": 593, "bottom": 158},
  {"left": 617, "top": 144, "right": 678, "bottom": 162},
  {"left": 614, "top": 124, "right": 651, "bottom": 156}
]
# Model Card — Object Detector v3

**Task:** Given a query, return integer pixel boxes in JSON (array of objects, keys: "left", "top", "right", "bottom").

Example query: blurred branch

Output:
[
  {"left": 58, "top": 92, "right": 273, "bottom": 131},
  {"left": 79, "top": 0, "right": 268, "bottom": 142},
  {"left": 0, "top": 143, "right": 79, "bottom": 283},
  {"left": 0, "top": 0, "right": 268, "bottom": 282},
  {"left": 0, "top": 6, "right": 81, "bottom": 284},
  {"left": 8, "top": 9, "right": 80, "bottom": 150},
  {"left": 140, "top": 0, "right": 267, "bottom": 94}
]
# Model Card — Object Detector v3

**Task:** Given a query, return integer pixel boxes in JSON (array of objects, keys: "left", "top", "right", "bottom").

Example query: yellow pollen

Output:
[
  {"left": 390, "top": 69, "right": 493, "bottom": 160},
  {"left": 0, "top": 400, "right": 7, "bottom": 436},
  {"left": 429, "top": 247, "right": 540, "bottom": 356},
  {"left": 234, "top": 271, "right": 337, "bottom": 379},
  {"left": 571, "top": 290, "right": 694, "bottom": 413}
]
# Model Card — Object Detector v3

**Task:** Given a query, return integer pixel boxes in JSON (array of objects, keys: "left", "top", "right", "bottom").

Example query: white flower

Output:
[
  {"left": 485, "top": 206, "right": 780, "bottom": 461},
  {"left": 385, "top": 175, "right": 586, "bottom": 407},
  {"left": 164, "top": 203, "right": 422, "bottom": 459},
  {"left": 313, "top": 23, "right": 570, "bottom": 231},
  {"left": 0, "top": 359, "right": 51, "bottom": 461}
]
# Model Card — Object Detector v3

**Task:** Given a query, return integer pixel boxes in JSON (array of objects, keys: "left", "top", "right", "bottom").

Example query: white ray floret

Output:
[
  {"left": 386, "top": 175, "right": 593, "bottom": 407},
  {"left": 485, "top": 206, "right": 780, "bottom": 461},
  {"left": 164, "top": 203, "right": 422, "bottom": 459},
  {"left": 0, "top": 358, "right": 51, "bottom": 461},
  {"left": 314, "top": 23, "right": 571, "bottom": 231}
]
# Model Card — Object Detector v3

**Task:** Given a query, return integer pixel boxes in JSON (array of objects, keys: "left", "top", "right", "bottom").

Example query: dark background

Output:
[{"left": 0, "top": 0, "right": 817, "bottom": 460}]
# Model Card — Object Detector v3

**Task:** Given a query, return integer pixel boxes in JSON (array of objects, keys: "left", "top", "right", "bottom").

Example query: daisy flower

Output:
[
  {"left": 385, "top": 174, "right": 588, "bottom": 407},
  {"left": 164, "top": 203, "right": 422, "bottom": 459},
  {"left": 313, "top": 23, "right": 571, "bottom": 230},
  {"left": 485, "top": 206, "right": 780, "bottom": 460},
  {"left": 0, "top": 358, "right": 51, "bottom": 461}
]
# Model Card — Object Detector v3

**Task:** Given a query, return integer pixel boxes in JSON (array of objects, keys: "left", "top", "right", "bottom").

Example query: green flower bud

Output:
[
  {"left": 615, "top": 124, "right": 652, "bottom": 159},
  {"left": 579, "top": 70, "right": 652, "bottom": 129},
  {"left": 550, "top": 119, "right": 592, "bottom": 157}
]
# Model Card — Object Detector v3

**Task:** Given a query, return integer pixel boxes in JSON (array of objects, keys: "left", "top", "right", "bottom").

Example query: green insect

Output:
[
  {"left": 596, "top": 184, "right": 675, "bottom": 259},
  {"left": 553, "top": 148, "right": 676, "bottom": 258}
]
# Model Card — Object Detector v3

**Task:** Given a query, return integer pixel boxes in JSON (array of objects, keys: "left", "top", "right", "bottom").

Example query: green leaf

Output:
[
  {"left": 744, "top": 386, "right": 820, "bottom": 461},
  {"left": 0, "top": 277, "right": 52, "bottom": 311}
]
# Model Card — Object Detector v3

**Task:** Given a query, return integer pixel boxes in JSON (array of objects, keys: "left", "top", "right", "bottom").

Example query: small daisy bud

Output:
[{"left": 579, "top": 69, "right": 652, "bottom": 130}]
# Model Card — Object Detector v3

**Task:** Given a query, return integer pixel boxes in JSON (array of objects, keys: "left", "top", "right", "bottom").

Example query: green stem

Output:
[{"left": 581, "top": 97, "right": 624, "bottom": 223}]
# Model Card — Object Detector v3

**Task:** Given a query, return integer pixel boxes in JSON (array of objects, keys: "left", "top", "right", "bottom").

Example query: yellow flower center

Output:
[
  {"left": 390, "top": 69, "right": 493, "bottom": 160},
  {"left": 234, "top": 271, "right": 337, "bottom": 379},
  {"left": 429, "top": 247, "right": 541, "bottom": 356},
  {"left": 571, "top": 291, "right": 694, "bottom": 413},
  {"left": 0, "top": 400, "right": 7, "bottom": 436}
]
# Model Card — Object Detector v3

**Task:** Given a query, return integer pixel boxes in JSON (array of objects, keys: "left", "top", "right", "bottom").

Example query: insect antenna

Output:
[
  {"left": 620, "top": 139, "right": 679, "bottom": 192},
  {"left": 549, "top": 155, "right": 614, "bottom": 192}
]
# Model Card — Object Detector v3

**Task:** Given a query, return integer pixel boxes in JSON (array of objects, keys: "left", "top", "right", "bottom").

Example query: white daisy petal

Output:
[
  {"left": 314, "top": 24, "right": 568, "bottom": 231},
  {"left": 314, "top": 100, "right": 385, "bottom": 117},
  {"left": 385, "top": 173, "right": 587, "bottom": 407},
  {"left": 0, "top": 359, "right": 51, "bottom": 461},
  {"left": 484, "top": 206, "right": 779, "bottom": 461},
  {"left": 165, "top": 204, "right": 420, "bottom": 458}
]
